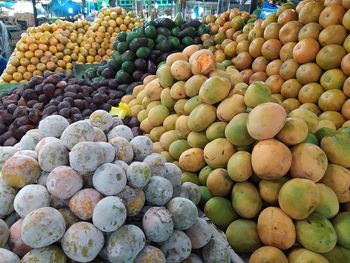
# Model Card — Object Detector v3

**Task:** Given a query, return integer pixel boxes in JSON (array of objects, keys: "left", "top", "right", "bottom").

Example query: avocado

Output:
[
  {"left": 147, "top": 38, "right": 155, "bottom": 49},
  {"left": 198, "top": 24, "right": 209, "bottom": 35},
  {"left": 157, "top": 27, "right": 171, "bottom": 37},
  {"left": 175, "top": 12, "right": 184, "bottom": 26},
  {"left": 117, "top": 31, "right": 127, "bottom": 42},
  {"left": 156, "top": 34, "right": 167, "bottom": 44},
  {"left": 121, "top": 50, "right": 136, "bottom": 62},
  {"left": 117, "top": 42, "right": 128, "bottom": 53},
  {"left": 181, "top": 19, "right": 202, "bottom": 29},
  {"left": 112, "top": 53, "right": 123, "bottom": 66},
  {"left": 102, "top": 67, "right": 115, "bottom": 79},
  {"left": 145, "top": 25, "right": 157, "bottom": 38},
  {"left": 126, "top": 32, "right": 140, "bottom": 44},
  {"left": 171, "top": 27, "right": 181, "bottom": 36},
  {"left": 115, "top": 70, "right": 132, "bottom": 84},
  {"left": 134, "top": 58, "right": 147, "bottom": 71},
  {"left": 129, "top": 37, "right": 148, "bottom": 52},
  {"left": 182, "top": 36, "right": 194, "bottom": 46},
  {"left": 168, "top": 36, "right": 180, "bottom": 49},
  {"left": 112, "top": 40, "right": 119, "bottom": 50},
  {"left": 154, "top": 18, "right": 176, "bottom": 29},
  {"left": 136, "top": 47, "right": 151, "bottom": 59},
  {"left": 107, "top": 58, "right": 120, "bottom": 70},
  {"left": 157, "top": 40, "right": 172, "bottom": 53},
  {"left": 121, "top": 61, "right": 135, "bottom": 74},
  {"left": 178, "top": 27, "right": 197, "bottom": 38},
  {"left": 134, "top": 27, "right": 145, "bottom": 36}
]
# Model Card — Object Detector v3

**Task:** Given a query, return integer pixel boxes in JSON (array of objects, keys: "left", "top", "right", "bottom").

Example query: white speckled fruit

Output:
[
  {"left": 185, "top": 218, "right": 212, "bottom": 249},
  {"left": 164, "top": 163, "right": 182, "bottom": 196},
  {"left": 34, "top": 137, "right": 60, "bottom": 153},
  {"left": 0, "top": 182, "right": 16, "bottom": 218},
  {"left": 89, "top": 110, "right": 113, "bottom": 132},
  {"left": 127, "top": 162, "right": 151, "bottom": 188},
  {"left": 21, "top": 246, "right": 67, "bottom": 263},
  {"left": 69, "top": 188, "right": 103, "bottom": 220},
  {"left": 20, "top": 131, "right": 43, "bottom": 151},
  {"left": 130, "top": 136, "right": 153, "bottom": 161},
  {"left": 111, "top": 117, "right": 124, "bottom": 128},
  {"left": 46, "top": 166, "right": 83, "bottom": 199},
  {"left": 36, "top": 171, "right": 49, "bottom": 186},
  {"left": 167, "top": 197, "right": 198, "bottom": 230},
  {"left": 69, "top": 142, "right": 105, "bottom": 173},
  {"left": 96, "top": 142, "right": 115, "bottom": 164},
  {"left": 117, "top": 185, "right": 145, "bottom": 216},
  {"left": 14, "top": 184, "right": 50, "bottom": 218},
  {"left": 184, "top": 253, "right": 204, "bottom": 263},
  {"left": 107, "top": 225, "right": 146, "bottom": 263},
  {"left": 21, "top": 207, "right": 66, "bottom": 248},
  {"left": 0, "top": 248, "right": 20, "bottom": 263},
  {"left": 92, "top": 163, "right": 127, "bottom": 195},
  {"left": 142, "top": 206, "right": 174, "bottom": 242},
  {"left": 13, "top": 150, "right": 37, "bottom": 160},
  {"left": 109, "top": 137, "right": 134, "bottom": 163},
  {"left": 60, "top": 120, "right": 94, "bottom": 150},
  {"left": 0, "top": 147, "right": 18, "bottom": 170},
  {"left": 39, "top": 115, "right": 70, "bottom": 138},
  {"left": 0, "top": 218, "right": 9, "bottom": 247},
  {"left": 143, "top": 153, "right": 166, "bottom": 177},
  {"left": 144, "top": 176, "right": 173, "bottom": 206},
  {"left": 113, "top": 160, "right": 129, "bottom": 174},
  {"left": 8, "top": 219, "right": 31, "bottom": 257},
  {"left": 93, "top": 196, "right": 127, "bottom": 232},
  {"left": 61, "top": 222, "right": 104, "bottom": 263},
  {"left": 58, "top": 208, "right": 79, "bottom": 228},
  {"left": 202, "top": 238, "right": 230, "bottom": 263},
  {"left": 160, "top": 230, "right": 192, "bottom": 263},
  {"left": 108, "top": 125, "right": 134, "bottom": 141},
  {"left": 38, "top": 140, "right": 69, "bottom": 172},
  {"left": 182, "top": 182, "right": 201, "bottom": 205},
  {"left": 93, "top": 127, "right": 107, "bottom": 142},
  {"left": 134, "top": 245, "right": 166, "bottom": 263}
]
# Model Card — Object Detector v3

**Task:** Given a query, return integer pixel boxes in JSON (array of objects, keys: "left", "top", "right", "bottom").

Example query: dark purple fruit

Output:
[
  {"left": 22, "top": 89, "right": 38, "bottom": 101},
  {"left": 3, "top": 137, "right": 17, "bottom": 146},
  {"left": 59, "top": 108, "right": 70, "bottom": 118}
]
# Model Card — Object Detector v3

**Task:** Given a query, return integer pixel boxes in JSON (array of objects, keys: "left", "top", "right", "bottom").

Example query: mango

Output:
[
  {"left": 277, "top": 117, "right": 309, "bottom": 145},
  {"left": 159, "top": 130, "right": 180, "bottom": 151},
  {"left": 179, "top": 148, "right": 205, "bottom": 172},
  {"left": 249, "top": 246, "right": 288, "bottom": 263},
  {"left": 257, "top": 207, "right": 296, "bottom": 250},
  {"left": 217, "top": 94, "right": 246, "bottom": 122},
  {"left": 187, "top": 131, "right": 209, "bottom": 149},
  {"left": 199, "top": 76, "right": 231, "bottom": 104},
  {"left": 206, "top": 122, "right": 227, "bottom": 141},
  {"left": 149, "top": 126, "right": 167, "bottom": 142},
  {"left": 278, "top": 178, "right": 320, "bottom": 220},
  {"left": 188, "top": 104, "right": 217, "bottom": 132},
  {"left": 160, "top": 88, "right": 176, "bottom": 110},
  {"left": 296, "top": 213, "right": 337, "bottom": 253},
  {"left": 247, "top": 102, "right": 287, "bottom": 140},
  {"left": 290, "top": 143, "right": 328, "bottom": 182},
  {"left": 322, "top": 246, "right": 350, "bottom": 263},
  {"left": 156, "top": 65, "right": 175, "bottom": 88},
  {"left": 290, "top": 108, "right": 319, "bottom": 133},
  {"left": 227, "top": 151, "right": 252, "bottom": 182},
  {"left": 288, "top": 248, "right": 330, "bottom": 263},
  {"left": 175, "top": 116, "right": 191, "bottom": 138},
  {"left": 226, "top": 219, "right": 262, "bottom": 253},
  {"left": 226, "top": 66, "right": 244, "bottom": 86},
  {"left": 203, "top": 138, "right": 235, "bottom": 169},
  {"left": 199, "top": 165, "right": 213, "bottom": 186},
  {"left": 231, "top": 182, "right": 262, "bottom": 219},
  {"left": 184, "top": 96, "right": 202, "bottom": 115},
  {"left": 251, "top": 139, "right": 292, "bottom": 180},
  {"left": 181, "top": 172, "right": 200, "bottom": 185},
  {"left": 332, "top": 212, "right": 350, "bottom": 249},
  {"left": 148, "top": 105, "right": 169, "bottom": 127},
  {"left": 320, "top": 164, "right": 350, "bottom": 203},
  {"left": 184, "top": 75, "right": 208, "bottom": 97},
  {"left": 244, "top": 81, "right": 272, "bottom": 108},
  {"left": 143, "top": 79, "right": 162, "bottom": 101},
  {"left": 168, "top": 140, "right": 190, "bottom": 160},
  {"left": 170, "top": 81, "right": 186, "bottom": 100},
  {"left": 315, "top": 184, "right": 339, "bottom": 219},
  {"left": 225, "top": 113, "right": 255, "bottom": 147},
  {"left": 304, "top": 132, "right": 319, "bottom": 145},
  {"left": 190, "top": 49, "right": 216, "bottom": 75},
  {"left": 163, "top": 114, "right": 178, "bottom": 131},
  {"left": 174, "top": 99, "right": 187, "bottom": 115},
  {"left": 259, "top": 177, "right": 288, "bottom": 205},
  {"left": 321, "top": 133, "right": 350, "bottom": 168},
  {"left": 206, "top": 168, "right": 234, "bottom": 197},
  {"left": 198, "top": 186, "right": 212, "bottom": 208},
  {"left": 204, "top": 197, "right": 238, "bottom": 230},
  {"left": 161, "top": 151, "right": 174, "bottom": 162}
]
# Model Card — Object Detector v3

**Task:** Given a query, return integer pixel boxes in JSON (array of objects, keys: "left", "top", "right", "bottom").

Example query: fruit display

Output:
[
  {"left": 0, "top": 6, "right": 142, "bottom": 84},
  {"left": 0, "top": 72, "right": 140, "bottom": 146},
  {"left": 123, "top": 46, "right": 350, "bottom": 261},
  {"left": 75, "top": 7, "right": 142, "bottom": 64},
  {"left": 0, "top": 110, "right": 233, "bottom": 263},
  {"left": 85, "top": 15, "right": 207, "bottom": 92}
]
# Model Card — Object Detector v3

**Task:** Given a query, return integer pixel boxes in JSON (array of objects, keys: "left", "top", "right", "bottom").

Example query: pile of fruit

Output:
[
  {"left": 75, "top": 6, "right": 142, "bottom": 64},
  {"left": 0, "top": 20, "right": 91, "bottom": 83},
  {"left": 0, "top": 6, "right": 142, "bottom": 84},
  {"left": 0, "top": 111, "right": 233, "bottom": 263},
  {"left": 86, "top": 16, "right": 207, "bottom": 92},
  {"left": 124, "top": 47, "right": 350, "bottom": 262},
  {"left": 0, "top": 72, "right": 140, "bottom": 146}
]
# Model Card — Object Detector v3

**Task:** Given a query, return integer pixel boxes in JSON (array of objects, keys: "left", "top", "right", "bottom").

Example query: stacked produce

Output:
[
  {"left": 85, "top": 16, "right": 207, "bottom": 92},
  {"left": 0, "top": 111, "right": 231, "bottom": 263},
  {"left": 124, "top": 47, "right": 350, "bottom": 262},
  {"left": 76, "top": 7, "right": 142, "bottom": 64},
  {"left": 0, "top": 20, "right": 91, "bottom": 83},
  {"left": 0, "top": 72, "right": 140, "bottom": 146}
]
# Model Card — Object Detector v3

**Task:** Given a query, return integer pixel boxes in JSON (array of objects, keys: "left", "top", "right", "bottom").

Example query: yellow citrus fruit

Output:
[
  {"left": 23, "top": 72, "right": 33, "bottom": 81},
  {"left": 13, "top": 72, "right": 23, "bottom": 81}
]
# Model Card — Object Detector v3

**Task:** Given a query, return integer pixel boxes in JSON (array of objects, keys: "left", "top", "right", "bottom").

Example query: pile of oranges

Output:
[{"left": 0, "top": 6, "right": 141, "bottom": 83}]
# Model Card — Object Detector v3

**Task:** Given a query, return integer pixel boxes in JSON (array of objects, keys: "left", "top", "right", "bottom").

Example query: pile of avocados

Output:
[{"left": 85, "top": 14, "right": 208, "bottom": 94}]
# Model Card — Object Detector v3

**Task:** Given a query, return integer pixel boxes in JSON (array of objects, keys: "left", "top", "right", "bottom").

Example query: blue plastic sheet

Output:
[{"left": 259, "top": 1, "right": 279, "bottom": 19}]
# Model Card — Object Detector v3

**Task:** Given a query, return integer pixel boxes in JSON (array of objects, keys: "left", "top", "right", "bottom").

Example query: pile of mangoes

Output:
[{"left": 123, "top": 47, "right": 350, "bottom": 262}]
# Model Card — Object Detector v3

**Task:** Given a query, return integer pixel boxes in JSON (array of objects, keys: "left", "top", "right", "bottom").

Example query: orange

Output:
[
  {"left": 57, "top": 60, "right": 66, "bottom": 68},
  {"left": 66, "top": 63, "right": 73, "bottom": 70},
  {"left": 23, "top": 72, "right": 33, "bottom": 81},
  {"left": 20, "top": 57, "right": 30, "bottom": 67},
  {"left": 281, "top": 79, "right": 302, "bottom": 98},
  {"left": 34, "top": 49, "right": 44, "bottom": 58},
  {"left": 5, "top": 65, "right": 17, "bottom": 74},
  {"left": 318, "top": 89, "right": 347, "bottom": 112},
  {"left": 38, "top": 43, "right": 48, "bottom": 51},
  {"left": 298, "top": 22, "right": 322, "bottom": 41},
  {"left": 30, "top": 57, "right": 39, "bottom": 65},
  {"left": 63, "top": 55, "right": 71, "bottom": 63},
  {"left": 320, "top": 69, "right": 347, "bottom": 90},
  {"left": 316, "top": 45, "right": 347, "bottom": 70},
  {"left": 266, "top": 59, "right": 283, "bottom": 76},
  {"left": 120, "top": 24, "right": 127, "bottom": 31},
  {"left": 279, "top": 21, "right": 303, "bottom": 44},
  {"left": 36, "top": 63, "right": 46, "bottom": 71},
  {"left": 24, "top": 51, "right": 34, "bottom": 59},
  {"left": 282, "top": 98, "right": 301, "bottom": 113},
  {"left": 296, "top": 63, "right": 322, "bottom": 84},
  {"left": 293, "top": 38, "right": 319, "bottom": 64},
  {"left": 17, "top": 66, "right": 27, "bottom": 74},
  {"left": 319, "top": 111, "right": 345, "bottom": 129},
  {"left": 298, "top": 83, "right": 324, "bottom": 104},
  {"left": 2, "top": 73, "right": 13, "bottom": 82},
  {"left": 278, "top": 9, "right": 298, "bottom": 25},
  {"left": 49, "top": 46, "right": 58, "bottom": 54},
  {"left": 27, "top": 65, "right": 36, "bottom": 73},
  {"left": 40, "top": 56, "right": 49, "bottom": 64},
  {"left": 55, "top": 67, "right": 65, "bottom": 73},
  {"left": 28, "top": 43, "right": 38, "bottom": 52},
  {"left": 319, "top": 4, "right": 345, "bottom": 28},
  {"left": 44, "top": 51, "right": 53, "bottom": 57},
  {"left": 341, "top": 54, "right": 350, "bottom": 76},
  {"left": 280, "top": 59, "right": 300, "bottom": 80},
  {"left": 266, "top": 74, "right": 284, "bottom": 94},
  {"left": 57, "top": 43, "right": 65, "bottom": 52},
  {"left": 56, "top": 52, "right": 64, "bottom": 60},
  {"left": 252, "top": 56, "right": 269, "bottom": 72},
  {"left": 50, "top": 56, "right": 58, "bottom": 63},
  {"left": 262, "top": 39, "right": 282, "bottom": 60},
  {"left": 13, "top": 72, "right": 23, "bottom": 82},
  {"left": 10, "top": 57, "right": 20, "bottom": 67},
  {"left": 249, "top": 38, "right": 264, "bottom": 58},
  {"left": 342, "top": 99, "right": 350, "bottom": 120},
  {"left": 46, "top": 61, "right": 56, "bottom": 71}
]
